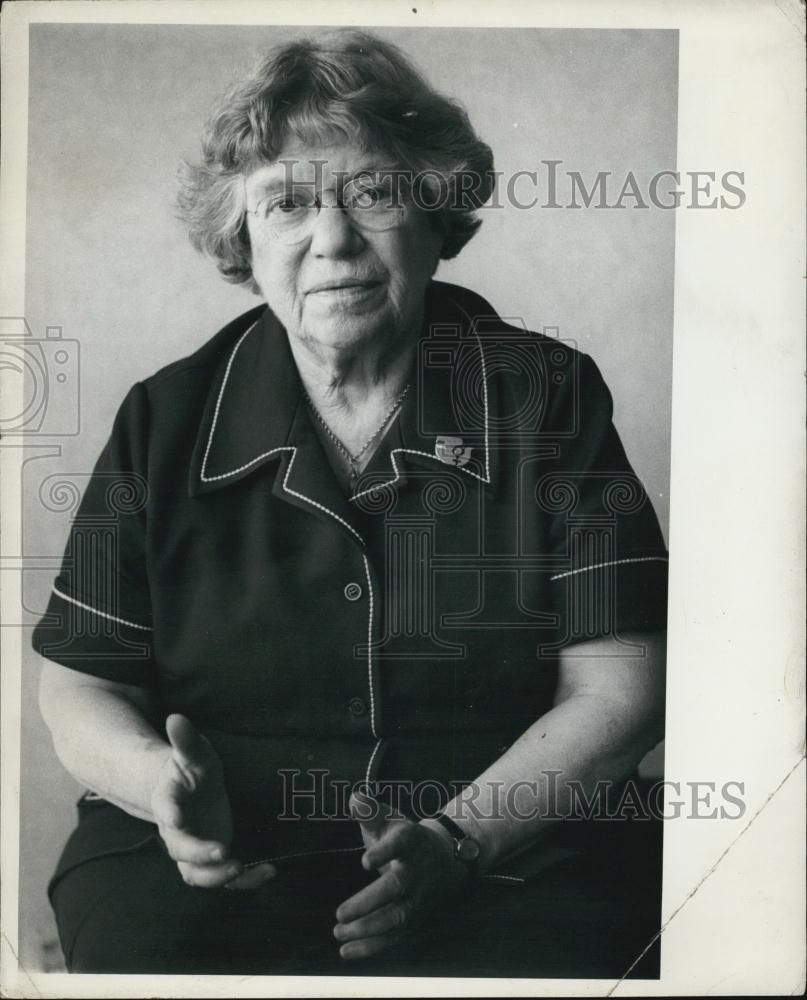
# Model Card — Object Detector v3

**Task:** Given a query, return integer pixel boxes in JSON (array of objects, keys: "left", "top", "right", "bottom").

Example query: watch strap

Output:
[
  {"left": 435, "top": 813, "right": 466, "bottom": 842},
  {"left": 434, "top": 813, "right": 480, "bottom": 877}
]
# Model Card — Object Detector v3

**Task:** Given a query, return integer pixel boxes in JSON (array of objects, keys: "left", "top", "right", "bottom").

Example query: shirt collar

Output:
[
  {"left": 189, "top": 306, "right": 298, "bottom": 497},
  {"left": 189, "top": 281, "right": 501, "bottom": 502}
]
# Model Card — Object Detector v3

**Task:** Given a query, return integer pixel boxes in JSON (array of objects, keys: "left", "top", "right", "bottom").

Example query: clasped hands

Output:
[
  {"left": 151, "top": 714, "right": 472, "bottom": 959},
  {"left": 333, "top": 787, "right": 471, "bottom": 960}
]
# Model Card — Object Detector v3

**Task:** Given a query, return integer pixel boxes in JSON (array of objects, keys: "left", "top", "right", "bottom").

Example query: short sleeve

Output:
[
  {"left": 539, "top": 352, "right": 669, "bottom": 647},
  {"left": 31, "top": 382, "right": 158, "bottom": 684}
]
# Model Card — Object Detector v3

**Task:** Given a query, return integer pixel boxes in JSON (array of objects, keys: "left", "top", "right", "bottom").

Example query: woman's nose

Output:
[{"left": 307, "top": 196, "right": 365, "bottom": 258}]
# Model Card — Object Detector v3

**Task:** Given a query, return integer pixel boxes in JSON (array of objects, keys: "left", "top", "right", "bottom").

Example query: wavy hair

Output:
[{"left": 177, "top": 30, "right": 495, "bottom": 291}]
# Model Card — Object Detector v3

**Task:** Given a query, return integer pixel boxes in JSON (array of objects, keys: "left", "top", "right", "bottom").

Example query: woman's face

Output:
[{"left": 243, "top": 141, "right": 444, "bottom": 360}]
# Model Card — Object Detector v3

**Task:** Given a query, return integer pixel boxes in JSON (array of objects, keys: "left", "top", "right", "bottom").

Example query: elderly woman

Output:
[{"left": 33, "top": 31, "right": 668, "bottom": 977}]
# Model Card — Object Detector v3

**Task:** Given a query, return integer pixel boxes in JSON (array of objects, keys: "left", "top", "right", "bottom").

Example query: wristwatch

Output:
[{"left": 434, "top": 813, "right": 481, "bottom": 878}]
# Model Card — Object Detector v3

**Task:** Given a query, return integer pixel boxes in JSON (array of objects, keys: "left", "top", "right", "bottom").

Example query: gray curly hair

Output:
[{"left": 177, "top": 30, "right": 495, "bottom": 292}]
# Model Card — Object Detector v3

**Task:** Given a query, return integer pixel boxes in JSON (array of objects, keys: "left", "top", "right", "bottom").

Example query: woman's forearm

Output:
[
  {"left": 424, "top": 632, "right": 666, "bottom": 873},
  {"left": 39, "top": 665, "right": 269, "bottom": 889},
  {"left": 38, "top": 661, "right": 171, "bottom": 823},
  {"left": 426, "top": 694, "right": 659, "bottom": 872}
]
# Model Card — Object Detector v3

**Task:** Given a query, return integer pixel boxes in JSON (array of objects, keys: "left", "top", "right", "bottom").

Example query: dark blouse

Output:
[{"left": 32, "top": 280, "right": 668, "bottom": 875}]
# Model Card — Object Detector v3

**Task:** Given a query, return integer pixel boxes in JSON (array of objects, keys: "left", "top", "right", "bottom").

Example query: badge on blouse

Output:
[{"left": 435, "top": 435, "right": 473, "bottom": 468}]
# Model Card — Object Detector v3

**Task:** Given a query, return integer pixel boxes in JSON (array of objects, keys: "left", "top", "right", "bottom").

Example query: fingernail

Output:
[
  {"left": 222, "top": 869, "right": 243, "bottom": 889},
  {"left": 209, "top": 847, "right": 224, "bottom": 862}
]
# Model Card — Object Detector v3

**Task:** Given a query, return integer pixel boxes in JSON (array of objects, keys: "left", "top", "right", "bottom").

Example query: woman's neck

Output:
[
  {"left": 291, "top": 325, "right": 415, "bottom": 411},
  {"left": 288, "top": 327, "right": 415, "bottom": 463}
]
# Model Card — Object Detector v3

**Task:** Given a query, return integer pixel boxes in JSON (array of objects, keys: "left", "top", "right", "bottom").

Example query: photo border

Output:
[{"left": 1, "top": 1, "right": 804, "bottom": 997}]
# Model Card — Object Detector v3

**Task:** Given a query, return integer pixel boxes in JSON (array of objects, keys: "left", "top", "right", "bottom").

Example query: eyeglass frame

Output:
[{"left": 243, "top": 167, "right": 414, "bottom": 245}]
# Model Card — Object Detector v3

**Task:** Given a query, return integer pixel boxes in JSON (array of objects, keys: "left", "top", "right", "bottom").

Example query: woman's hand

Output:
[
  {"left": 333, "top": 791, "right": 470, "bottom": 960},
  {"left": 150, "top": 714, "right": 275, "bottom": 890}
]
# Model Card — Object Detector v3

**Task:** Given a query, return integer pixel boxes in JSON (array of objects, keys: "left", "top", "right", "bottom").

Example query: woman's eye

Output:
[
  {"left": 257, "top": 195, "right": 311, "bottom": 219},
  {"left": 276, "top": 198, "right": 305, "bottom": 214},
  {"left": 347, "top": 184, "right": 389, "bottom": 209}
]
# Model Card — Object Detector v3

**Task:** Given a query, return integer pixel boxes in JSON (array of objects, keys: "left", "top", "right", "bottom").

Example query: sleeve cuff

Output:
[
  {"left": 31, "top": 586, "right": 158, "bottom": 685},
  {"left": 549, "top": 555, "right": 668, "bottom": 646}
]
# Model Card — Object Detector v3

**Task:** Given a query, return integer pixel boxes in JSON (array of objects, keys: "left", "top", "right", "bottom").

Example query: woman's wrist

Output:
[
  {"left": 91, "top": 739, "right": 172, "bottom": 824},
  {"left": 421, "top": 810, "right": 500, "bottom": 877}
]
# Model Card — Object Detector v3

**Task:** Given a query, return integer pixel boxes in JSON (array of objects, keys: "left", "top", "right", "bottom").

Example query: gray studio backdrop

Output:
[{"left": 21, "top": 24, "right": 678, "bottom": 969}]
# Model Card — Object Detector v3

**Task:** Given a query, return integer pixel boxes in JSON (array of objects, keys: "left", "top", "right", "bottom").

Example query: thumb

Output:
[
  {"left": 349, "top": 788, "right": 391, "bottom": 841},
  {"left": 350, "top": 789, "right": 388, "bottom": 839},
  {"left": 165, "top": 713, "right": 211, "bottom": 770}
]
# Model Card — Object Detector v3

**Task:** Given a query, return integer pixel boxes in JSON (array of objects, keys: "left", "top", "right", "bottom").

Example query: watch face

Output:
[{"left": 457, "top": 837, "right": 481, "bottom": 863}]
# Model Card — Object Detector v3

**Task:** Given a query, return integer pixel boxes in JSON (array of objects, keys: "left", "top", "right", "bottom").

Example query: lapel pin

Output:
[{"left": 435, "top": 435, "right": 473, "bottom": 468}]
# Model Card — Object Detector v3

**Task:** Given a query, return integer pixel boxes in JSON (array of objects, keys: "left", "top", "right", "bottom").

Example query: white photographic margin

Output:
[{"left": 1, "top": 0, "right": 804, "bottom": 996}]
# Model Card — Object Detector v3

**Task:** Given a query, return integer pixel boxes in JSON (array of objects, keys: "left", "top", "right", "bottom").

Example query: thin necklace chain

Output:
[{"left": 302, "top": 381, "right": 411, "bottom": 475}]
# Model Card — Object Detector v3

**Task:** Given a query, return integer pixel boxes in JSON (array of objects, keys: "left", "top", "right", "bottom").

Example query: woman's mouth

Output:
[{"left": 306, "top": 279, "right": 382, "bottom": 295}]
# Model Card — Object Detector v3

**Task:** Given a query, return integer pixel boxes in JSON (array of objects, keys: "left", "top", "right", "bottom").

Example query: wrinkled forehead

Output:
[{"left": 243, "top": 141, "right": 400, "bottom": 197}]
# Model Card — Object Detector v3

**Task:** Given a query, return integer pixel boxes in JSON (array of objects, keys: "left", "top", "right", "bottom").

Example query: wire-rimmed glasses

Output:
[{"left": 245, "top": 171, "right": 408, "bottom": 245}]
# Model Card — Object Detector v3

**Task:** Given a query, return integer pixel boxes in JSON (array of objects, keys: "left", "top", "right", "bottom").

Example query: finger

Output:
[
  {"left": 349, "top": 789, "right": 389, "bottom": 839},
  {"left": 151, "top": 772, "right": 221, "bottom": 853},
  {"left": 339, "top": 932, "right": 400, "bottom": 961},
  {"left": 335, "top": 865, "right": 409, "bottom": 923},
  {"left": 362, "top": 824, "right": 416, "bottom": 871},
  {"left": 178, "top": 859, "right": 244, "bottom": 889},
  {"left": 224, "top": 863, "right": 277, "bottom": 891},
  {"left": 349, "top": 788, "right": 406, "bottom": 825},
  {"left": 160, "top": 824, "right": 229, "bottom": 865},
  {"left": 334, "top": 899, "right": 414, "bottom": 943},
  {"left": 165, "top": 714, "right": 212, "bottom": 771},
  {"left": 150, "top": 776, "right": 186, "bottom": 829}
]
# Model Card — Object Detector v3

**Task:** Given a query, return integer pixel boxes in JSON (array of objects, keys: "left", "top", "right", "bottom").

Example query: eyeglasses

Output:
[{"left": 245, "top": 172, "right": 408, "bottom": 245}]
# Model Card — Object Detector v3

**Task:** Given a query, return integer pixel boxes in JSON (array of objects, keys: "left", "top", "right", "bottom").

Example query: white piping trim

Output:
[
  {"left": 361, "top": 553, "right": 382, "bottom": 790},
  {"left": 550, "top": 555, "right": 668, "bottom": 582},
  {"left": 202, "top": 445, "right": 289, "bottom": 483},
  {"left": 52, "top": 585, "right": 153, "bottom": 632},
  {"left": 365, "top": 739, "right": 382, "bottom": 786},
  {"left": 244, "top": 847, "right": 530, "bottom": 876},
  {"left": 201, "top": 315, "right": 491, "bottom": 509},
  {"left": 477, "top": 328, "right": 491, "bottom": 483},
  {"left": 362, "top": 553, "right": 381, "bottom": 785},
  {"left": 348, "top": 330, "right": 492, "bottom": 503},
  {"left": 282, "top": 449, "right": 364, "bottom": 544},
  {"left": 361, "top": 555, "right": 378, "bottom": 739},
  {"left": 200, "top": 320, "right": 261, "bottom": 482},
  {"left": 206, "top": 441, "right": 363, "bottom": 544},
  {"left": 198, "top": 321, "right": 365, "bottom": 545},
  {"left": 349, "top": 446, "right": 488, "bottom": 504},
  {"left": 244, "top": 845, "right": 364, "bottom": 868},
  {"left": 246, "top": 851, "right": 529, "bottom": 876}
]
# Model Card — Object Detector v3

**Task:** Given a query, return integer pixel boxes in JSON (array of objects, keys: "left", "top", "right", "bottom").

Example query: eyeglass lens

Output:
[{"left": 252, "top": 173, "right": 407, "bottom": 243}]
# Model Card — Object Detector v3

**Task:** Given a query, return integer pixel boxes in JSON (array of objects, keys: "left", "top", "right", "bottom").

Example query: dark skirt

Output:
[{"left": 49, "top": 794, "right": 663, "bottom": 978}]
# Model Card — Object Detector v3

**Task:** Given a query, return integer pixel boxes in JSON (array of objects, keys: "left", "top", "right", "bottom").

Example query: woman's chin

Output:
[
  {"left": 302, "top": 288, "right": 387, "bottom": 327},
  {"left": 298, "top": 307, "right": 396, "bottom": 354}
]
